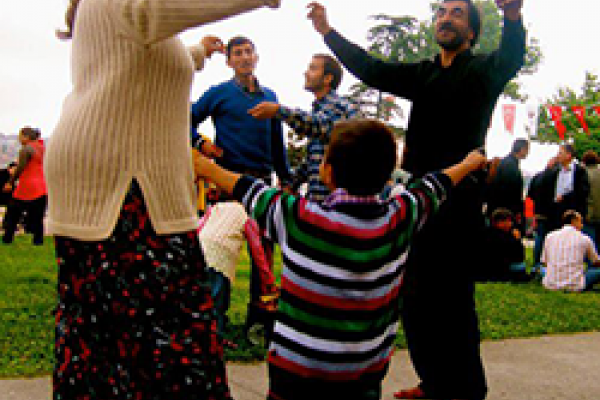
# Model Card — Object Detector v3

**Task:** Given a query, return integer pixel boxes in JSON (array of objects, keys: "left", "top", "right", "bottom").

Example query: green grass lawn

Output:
[{"left": 1, "top": 236, "right": 599, "bottom": 377}]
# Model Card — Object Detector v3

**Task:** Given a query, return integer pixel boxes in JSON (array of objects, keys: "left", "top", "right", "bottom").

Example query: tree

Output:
[
  {"left": 347, "top": 0, "right": 543, "bottom": 125},
  {"left": 533, "top": 72, "right": 600, "bottom": 159}
]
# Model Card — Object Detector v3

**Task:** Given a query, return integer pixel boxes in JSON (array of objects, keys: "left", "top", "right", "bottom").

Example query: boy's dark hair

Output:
[
  {"left": 511, "top": 138, "right": 529, "bottom": 155},
  {"left": 441, "top": 0, "right": 482, "bottom": 47},
  {"left": 325, "top": 119, "right": 397, "bottom": 196},
  {"left": 226, "top": 36, "right": 255, "bottom": 58},
  {"left": 314, "top": 54, "right": 343, "bottom": 91},
  {"left": 491, "top": 208, "right": 513, "bottom": 225},
  {"left": 562, "top": 210, "right": 581, "bottom": 226},
  {"left": 582, "top": 150, "right": 599, "bottom": 167}
]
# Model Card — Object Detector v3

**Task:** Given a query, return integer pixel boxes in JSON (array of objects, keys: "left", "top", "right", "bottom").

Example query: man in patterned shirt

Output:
[{"left": 249, "top": 53, "right": 358, "bottom": 201}]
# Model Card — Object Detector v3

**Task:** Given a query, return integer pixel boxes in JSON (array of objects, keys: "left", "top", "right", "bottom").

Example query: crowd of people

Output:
[{"left": 1, "top": 0, "right": 599, "bottom": 400}]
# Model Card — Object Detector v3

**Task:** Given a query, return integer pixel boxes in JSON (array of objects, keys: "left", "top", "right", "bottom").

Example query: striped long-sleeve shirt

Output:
[{"left": 232, "top": 172, "right": 451, "bottom": 385}]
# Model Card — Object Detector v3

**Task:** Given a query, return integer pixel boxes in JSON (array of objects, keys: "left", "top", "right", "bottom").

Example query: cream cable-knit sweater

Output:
[{"left": 46, "top": 0, "right": 271, "bottom": 240}]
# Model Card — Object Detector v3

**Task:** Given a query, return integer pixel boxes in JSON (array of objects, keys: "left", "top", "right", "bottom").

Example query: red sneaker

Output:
[{"left": 393, "top": 386, "right": 428, "bottom": 399}]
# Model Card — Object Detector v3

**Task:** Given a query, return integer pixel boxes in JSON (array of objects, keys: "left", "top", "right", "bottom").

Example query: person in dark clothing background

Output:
[
  {"left": 307, "top": 1, "right": 526, "bottom": 399},
  {"left": 486, "top": 138, "right": 529, "bottom": 232},
  {"left": 478, "top": 208, "right": 529, "bottom": 282},
  {"left": 0, "top": 162, "right": 17, "bottom": 207}
]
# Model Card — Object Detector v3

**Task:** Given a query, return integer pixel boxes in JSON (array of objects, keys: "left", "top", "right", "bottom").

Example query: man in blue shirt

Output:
[
  {"left": 191, "top": 36, "right": 291, "bottom": 344},
  {"left": 191, "top": 36, "right": 290, "bottom": 183},
  {"left": 248, "top": 54, "right": 358, "bottom": 201}
]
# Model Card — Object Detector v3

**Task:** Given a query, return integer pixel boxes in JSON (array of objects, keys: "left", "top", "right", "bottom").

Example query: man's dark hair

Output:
[
  {"left": 491, "top": 208, "right": 513, "bottom": 225},
  {"left": 582, "top": 150, "right": 599, "bottom": 167},
  {"left": 511, "top": 138, "right": 529, "bottom": 155},
  {"left": 226, "top": 36, "right": 255, "bottom": 58},
  {"left": 325, "top": 119, "right": 397, "bottom": 195},
  {"left": 561, "top": 143, "right": 576, "bottom": 157},
  {"left": 441, "top": 0, "right": 482, "bottom": 47},
  {"left": 562, "top": 210, "right": 581, "bottom": 226},
  {"left": 314, "top": 54, "right": 343, "bottom": 91}
]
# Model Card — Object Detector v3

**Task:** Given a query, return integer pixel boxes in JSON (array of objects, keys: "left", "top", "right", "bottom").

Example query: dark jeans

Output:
[
  {"left": 533, "top": 219, "right": 550, "bottom": 271},
  {"left": 2, "top": 195, "right": 47, "bottom": 245}
]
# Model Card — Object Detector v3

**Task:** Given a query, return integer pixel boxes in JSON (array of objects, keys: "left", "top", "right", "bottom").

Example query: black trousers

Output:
[
  {"left": 400, "top": 192, "right": 488, "bottom": 400},
  {"left": 2, "top": 195, "right": 47, "bottom": 245}
]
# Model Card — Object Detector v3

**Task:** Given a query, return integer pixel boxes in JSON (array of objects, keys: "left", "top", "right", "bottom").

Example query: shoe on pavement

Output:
[{"left": 393, "top": 386, "right": 428, "bottom": 399}]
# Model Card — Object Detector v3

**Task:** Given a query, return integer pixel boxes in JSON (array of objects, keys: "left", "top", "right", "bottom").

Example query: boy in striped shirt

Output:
[{"left": 195, "top": 119, "right": 487, "bottom": 400}]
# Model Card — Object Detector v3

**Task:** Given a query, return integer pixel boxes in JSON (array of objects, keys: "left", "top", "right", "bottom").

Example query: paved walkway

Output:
[{"left": 3, "top": 332, "right": 600, "bottom": 400}]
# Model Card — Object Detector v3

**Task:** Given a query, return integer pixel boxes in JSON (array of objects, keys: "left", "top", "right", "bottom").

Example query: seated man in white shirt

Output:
[{"left": 541, "top": 210, "right": 600, "bottom": 291}]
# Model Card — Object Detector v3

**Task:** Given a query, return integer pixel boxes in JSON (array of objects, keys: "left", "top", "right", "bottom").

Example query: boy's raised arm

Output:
[
  {"left": 195, "top": 153, "right": 241, "bottom": 195},
  {"left": 443, "top": 150, "right": 488, "bottom": 186}
]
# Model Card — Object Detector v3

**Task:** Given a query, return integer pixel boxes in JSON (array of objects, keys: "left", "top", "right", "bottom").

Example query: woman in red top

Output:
[{"left": 2, "top": 126, "right": 47, "bottom": 245}]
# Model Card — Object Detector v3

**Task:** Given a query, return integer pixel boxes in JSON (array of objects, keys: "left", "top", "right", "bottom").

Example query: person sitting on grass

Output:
[
  {"left": 541, "top": 210, "right": 600, "bottom": 292},
  {"left": 477, "top": 208, "right": 530, "bottom": 282},
  {"left": 194, "top": 118, "right": 487, "bottom": 400}
]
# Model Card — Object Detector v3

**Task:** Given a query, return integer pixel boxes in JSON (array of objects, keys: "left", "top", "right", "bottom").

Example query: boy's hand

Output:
[{"left": 193, "top": 152, "right": 216, "bottom": 180}]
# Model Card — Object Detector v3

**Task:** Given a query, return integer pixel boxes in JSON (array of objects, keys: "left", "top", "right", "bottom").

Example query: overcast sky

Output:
[{"left": 2, "top": 0, "right": 599, "bottom": 170}]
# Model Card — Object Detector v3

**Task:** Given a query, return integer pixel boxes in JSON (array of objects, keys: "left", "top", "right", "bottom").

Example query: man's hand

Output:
[
  {"left": 511, "top": 228, "right": 522, "bottom": 240},
  {"left": 201, "top": 141, "right": 223, "bottom": 158},
  {"left": 495, "top": 0, "right": 523, "bottom": 21},
  {"left": 201, "top": 36, "right": 224, "bottom": 58},
  {"left": 307, "top": 2, "right": 332, "bottom": 36},
  {"left": 2, "top": 182, "right": 11, "bottom": 192},
  {"left": 248, "top": 102, "right": 280, "bottom": 120}
]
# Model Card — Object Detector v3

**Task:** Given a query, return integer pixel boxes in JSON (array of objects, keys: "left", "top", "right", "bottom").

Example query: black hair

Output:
[
  {"left": 314, "top": 54, "right": 343, "bottom": 91},
  {"left": 562, "top": 210, "right": 581, "bottom": 226},
  {"left": 325, "top": 119, "right": 397, "bottom": 195},
  {"left": 511, "top": 138, "right": 529, "bottom": 155},
  {"left": 19, "top": 126, "right": 41, "bottom": 140},
  {"left": 226, "top": 36, "right": 255, "bottom": 58},
  {"left": 441, "top": 0, "right": 482, "bottom": 47}
]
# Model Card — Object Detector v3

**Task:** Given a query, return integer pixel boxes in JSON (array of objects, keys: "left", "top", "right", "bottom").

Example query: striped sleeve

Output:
[
  {"left": 233, "top": 175, "right": 290, "bottom": 242},
  {"left": 398, "top": 172, "right": 451, "bottom": 234}
]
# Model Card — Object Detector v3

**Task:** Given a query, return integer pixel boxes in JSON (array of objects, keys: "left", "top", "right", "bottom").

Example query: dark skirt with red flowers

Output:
[{"left": 53, "top": 181, "right": 231, "bottom": 400}]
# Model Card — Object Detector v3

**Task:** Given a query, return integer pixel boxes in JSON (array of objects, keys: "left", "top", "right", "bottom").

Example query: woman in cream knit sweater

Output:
[{"left": 48, "top": 0, "right": 280, "bottom": 398}]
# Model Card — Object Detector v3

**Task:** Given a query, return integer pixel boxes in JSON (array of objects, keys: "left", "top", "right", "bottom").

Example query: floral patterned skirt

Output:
[{"left": 53, "top": 181, "right": 231, "bottom": 400}]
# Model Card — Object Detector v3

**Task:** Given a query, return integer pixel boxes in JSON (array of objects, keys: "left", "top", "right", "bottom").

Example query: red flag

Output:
[
  {"left": 547, "top": 105, "right": 566, "bottom": 140},
  {"left": 502, "top": 104, "right": 517, "bottom": 134},
  {"left": 571, "top": 106, "right": 589, "bottom": 135}
]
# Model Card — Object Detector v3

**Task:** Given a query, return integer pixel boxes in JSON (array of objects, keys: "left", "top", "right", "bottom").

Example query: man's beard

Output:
[
  {"left": 436, "top": 25, "right": 468, "bottom": 51},
  {"left": 305, "top": 79, "right": 325, "bottom": 93}
]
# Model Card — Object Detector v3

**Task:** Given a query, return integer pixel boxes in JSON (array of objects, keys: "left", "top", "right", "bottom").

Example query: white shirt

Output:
[
  {"left": 555, "top": 160, "right": 577, "bottom": 200},
  {"left": 542, "top": 225, "right": 599, "bottom": 291}
]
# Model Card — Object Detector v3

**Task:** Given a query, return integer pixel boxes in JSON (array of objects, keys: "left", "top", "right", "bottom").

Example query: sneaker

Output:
[{"left": 393, "top": 386, "right": 428, "bottom": 399}]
